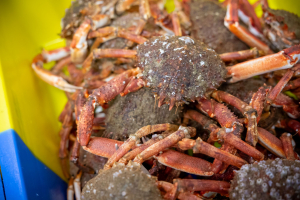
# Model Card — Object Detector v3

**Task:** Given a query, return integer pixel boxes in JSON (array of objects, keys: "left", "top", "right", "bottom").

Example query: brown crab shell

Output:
[
  {"left": 104, "top": 88, "right": 183, "bottom": 140},
  {"left": 188, "top": 0, "right": 249, "bottom": 54},
  {"left": 137, "top": 35, "right": 227, "bottom": 106},
  {"left": 61, "top": 0, "right": 101, "bottom": 39},
  {"left": 81, "top": 163, "right": 163, "bottom": 200}
]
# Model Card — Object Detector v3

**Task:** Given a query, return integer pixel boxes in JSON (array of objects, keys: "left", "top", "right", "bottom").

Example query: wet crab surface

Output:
[
  {"left": 104, "top": 88, "right": 183, "bottom": 140},
  {"left": 81, "top": 163, "right": 163, "bottom": 200},
  {"left": 187, "top": 0, "right": 249, "bottom": 53},
  {"left": 137, "top": 35, "right": 227, "bottom": 105}
]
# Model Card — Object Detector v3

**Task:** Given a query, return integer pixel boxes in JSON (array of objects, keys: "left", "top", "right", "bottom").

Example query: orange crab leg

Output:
[
  {"left": 283, "top": 77, "right": 300, "bottom": 91},
  {"left": 82, "top": 137, "right": 124, "bottom": 158},
  {"left": 272, "top": 93, "right": 300, "bottom": 119},
  {"left": 219, "top": 48, "right": 262, "bottom": 62},
  {"left": 70, "top": 15, "right": 110, "bottom": 63},
  {"left": 178, "top": 138, "right": 248, "bottom": 168},
  {"left": 133, "top": 126, "right": 196, "bottom": 164},
  {"left": 70, "top": 139, "right": 95, "bottom": 174},
  {"left": 257, "top": 127, "right": 285, "bottom": 158},
  {"left": 88, "top": 27, "right": 115, "bottom": 39},
  {"left": 171, "top": 11, "right": 182, "bottom": 36},
  {"left": 104, "top": 124, "right": 179, "bottom": 169},
  {"left": 93, "top": 49, "right": 137, "bottom": 58},
  {"left": 184, "top": 110, "right": 220, "bottom": 141},
  {"left": 224, "top": 0, "right": 272, "bottom": 54},
  {"left": 238, "top": 0, "right": 262, "bottom": 33},
  {"left": 155, "top": 149, "right": 214, "bottom": 176},
  {"left": 59, "top": 102, "right": 74, "bottom": 179},
  {"left": 227, "top": 44, "right": 300, "bottom": 83},
  {"left": 280, "top": 133, "right": 296, "bottom": 160},
  {"left": 78, "top": 68, "right": 140, "bottom": 146},
  {"left": 32, "top": 53, "right": 82, "bottom": 92},
  {"left": 174, "top": 179, "right": 230, "bottom": 194},
  {"left": 193, "top": 138, "right": 248, "bottom": 168},
  {"left": 280, "top": 119, "right": 300, "bottom": 137},
  {"left": 119, "top": 132, "right": 171, "bottom": 164},
  {"left": 121, "top": 77, "right": 146, "bottom": 96},
  {"left": 196, "top": 98, "right": 243, "bottom": 137},
  {"left": 249, "top": 85, "right": 270, "bottom": 122},
  {"left": 213, "top": 131, "right": 264, "bottom": 161},
  {"left": 266, "top": 65, "right": 300, "bottom": 105},
  {"left": 211, "top": 90, "right": 258, "bottom": 146}
]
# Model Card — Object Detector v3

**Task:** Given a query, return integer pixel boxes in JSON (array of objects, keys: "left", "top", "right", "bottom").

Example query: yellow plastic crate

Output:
[{"left": 0, "top": 0, "right": 299, "bottom": 199}]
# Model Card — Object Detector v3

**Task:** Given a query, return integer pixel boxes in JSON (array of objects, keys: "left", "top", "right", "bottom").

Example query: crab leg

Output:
[
  {"left": 139, "top": 0, "right": 151, "bottom": 20},
  {"left": 104, "top": 124, "right": 179, "bottom": 169},
  {"left": 82, "top": 137, "right": 124, "bottom": 158},
  {"left": 219, "top": 48, "right": 263, "bottom": 62},
  {"left": 120, "top": 77, "right": 146, "bottom": 96},
  {"left": 257, "top": 127, "right": 285, "bottom": 158},
  {"left": 126, "top": 19, "right": 147, "bottom": 47},
  {"left": 177, "top": 138, "right": 248, "bottom": 168},
  {"left": 272, "top": 93, "right": 300, "bottom": 119},
  {"left": 238, "top": 0, "right": 262, "bottom": 35},
  {"left": 278, "top": 119, "right": 300, "bottom": 137},
  {"left": 227, "top": 44, "right": 300, "bottom": 83},
  {"left": 196, "top": 98, "right": 243, "bottom": 171},
  {"left": 174, "top": 179, "right": 230, "bottom": 194},
  {"left": 59, "top": 102, "right": 74, "bottom": 179},
  {"left": 93, "top": 49, "right": 137, "bottom": 58},
  {"left": 89, "top": 27, "right": 147, "bottom": 44},
  {"left": 249, "top": 85, "right": 270, "bottom": 122},
  {"left": 155, "top": 149, "right": 214, "bottom": 177},
  {"left": 32, "top": 53, "right": 82, "bottom": 92},
  {"left": 133, "top": 126, "right": 196, "bottom": 164},
  {"left": 280, "top": 133, "right": 296, "bottom": 160},
  {"left": 70, "top": 139, "right": 95, "bottom": 174},
  {"left": 224, "top": 0, "right": 272, "bottom": 54},
  {"left": 67, "top": 177, "right": 75, "bottom": 200},
  {"left": 70, "top": 15, "right": 110, "bottom": 63},
  {"left": 171, "top": 11, "right": 182, "bottom": 36},
  {"left": 51, "top": 56, "right": 71, "bottom": 75},
  {"left": 78, "top": 68, "right": 140, "bottom": 146},
  {"left": 194, "top": 138, "right": 248, "bottom": 168},
  {"left": 210, "top": 130, "right": 264, "bottom": 161},
  {"left": 119, "top": 132, "right": 172, "bottom": 164},
  {"left": 266, "top": 64, "right": 300, "bottom": 105},
  {"left": 197, "top": 98, "right": 243, "bottom": 137},
  {"left": 184, "top": 110, "right": 221, "bottom": 144},
  {"left": 283, "top": 77, "right": 300, "bottom": 91},
  {"left": 211, "top": 90, "right": 258, "bottom": 146},
  {"left": 73, "top": 170, "right": 82, "bottom": 200}
]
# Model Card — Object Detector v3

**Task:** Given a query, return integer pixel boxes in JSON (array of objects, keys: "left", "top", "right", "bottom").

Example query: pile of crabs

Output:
[{"left": 31, "top": 0, "right": 300, "bottom": 199}]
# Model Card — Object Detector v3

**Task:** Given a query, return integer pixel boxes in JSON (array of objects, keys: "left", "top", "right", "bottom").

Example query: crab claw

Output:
[{"left": 32, "top": 50, "right": 82, "bottom": 92}]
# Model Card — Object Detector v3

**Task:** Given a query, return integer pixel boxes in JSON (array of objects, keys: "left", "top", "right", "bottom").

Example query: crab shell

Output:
[
  {"left": 263, "top": 8, "right": 300, "bottom": 52},
  {"left": 81, "top": 162, "right": 163, "bottom": 200},
  {"left": 230, "top": 159, "right": 300, "bottom": 200},
  {"left": 188, "top": 0, "right": 249, "bottom": 54},
  {"left": 137, "top": 35, "right": 227, "bottom": 106},
  {"left": 61, "top": 0, "right": 103, "bottom": 38},
  {"left": 104, "top": 88, "right": 183, "bottom": 140}
]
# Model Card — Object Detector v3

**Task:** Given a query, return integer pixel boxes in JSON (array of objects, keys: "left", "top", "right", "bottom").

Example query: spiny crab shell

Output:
[
  {"left": 137, "top": 35, "right": 227, "bottom": 106},
  {"left": 81, "top": 162, "right": 163, "bottom": 200}
]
